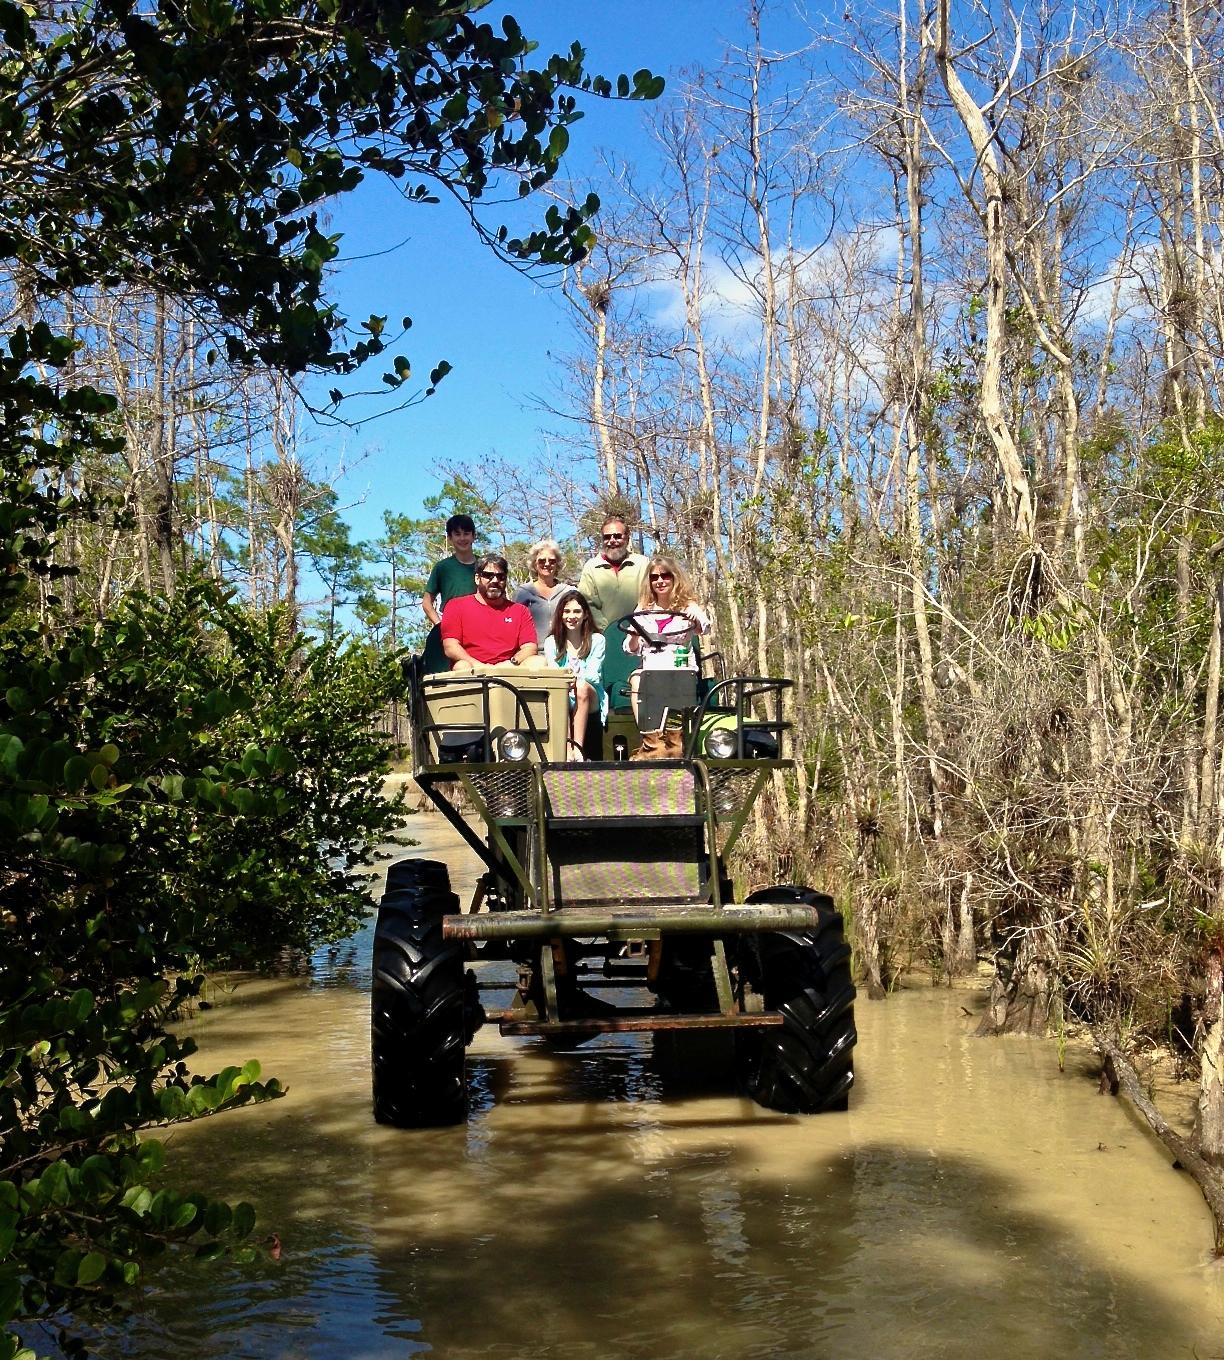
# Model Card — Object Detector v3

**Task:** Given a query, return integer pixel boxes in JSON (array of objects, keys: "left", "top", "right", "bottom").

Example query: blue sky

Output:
[{"left": 308, "top": 1, "right": 814, "bottom": 546}]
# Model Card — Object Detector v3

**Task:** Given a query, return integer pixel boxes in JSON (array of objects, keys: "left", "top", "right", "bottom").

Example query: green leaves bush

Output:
[
  {"left": 0, "top": 1, "right": 657, "bottom": 1351},
  {"left": 1, "top": 574, "right": 404, "bottom": 1354}
]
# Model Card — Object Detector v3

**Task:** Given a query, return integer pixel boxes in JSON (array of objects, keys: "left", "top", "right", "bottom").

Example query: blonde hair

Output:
[
  {"left": 637, "top": 554, "right": 698, "bottom": 611},
  {"left": 528, "top": 538, "right": 564, "bottom": 580}
]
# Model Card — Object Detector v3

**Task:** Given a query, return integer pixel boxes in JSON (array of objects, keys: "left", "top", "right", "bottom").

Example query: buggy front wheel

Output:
[
  {"left": 735, "top": 886, "right": 857, "bottom": 1114},
  {"left": 371, "top": 859, "right": 481, "bottom": 1127}
]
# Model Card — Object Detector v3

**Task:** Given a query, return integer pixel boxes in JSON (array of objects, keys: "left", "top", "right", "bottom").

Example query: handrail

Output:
[{"left": 687, "top": 676, "right": 793, "bottom": 759}]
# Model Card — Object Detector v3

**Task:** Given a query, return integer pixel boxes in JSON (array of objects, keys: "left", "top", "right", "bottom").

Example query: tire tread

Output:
[
  {"left": 371, "top": 859, "right": 475, "bottom": 1127},
  {"left": 736, "top": 886, "right": 858, "bottom": 1114}
]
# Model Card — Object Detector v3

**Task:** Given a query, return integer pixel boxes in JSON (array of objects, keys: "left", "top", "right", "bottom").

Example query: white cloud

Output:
[
  {"left": 1074, "top": 241, "right": 1162, "bottom": 329},
  {"left": 638, "top": 224, "right": 897, "bottom": 345}
]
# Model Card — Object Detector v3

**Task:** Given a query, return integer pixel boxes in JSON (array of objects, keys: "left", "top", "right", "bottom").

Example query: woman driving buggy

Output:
[{"left": 622, "top": 554, "right": 710, "bottom": 724}]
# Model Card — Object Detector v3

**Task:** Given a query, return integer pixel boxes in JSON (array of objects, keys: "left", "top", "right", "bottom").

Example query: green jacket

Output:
[{"left": 576, "top": 554, "right": 647, "bottom": 631}]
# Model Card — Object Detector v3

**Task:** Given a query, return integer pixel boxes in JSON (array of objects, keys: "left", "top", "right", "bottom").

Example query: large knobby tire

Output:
[
  {"left": 371, "top": 859, "right": 479, "bottom": 1127},
  {"left": 736, "top": 885, "right": 857, "bottom": 1114},
  {"left": 385, "top": 857, "right": 451, "bottom": 896}
]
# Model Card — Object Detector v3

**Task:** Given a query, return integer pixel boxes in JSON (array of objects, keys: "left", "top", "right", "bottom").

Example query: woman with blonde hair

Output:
[
  {"left": 623, "top": 554, "right": 710, "bottom": 721},
  {"left": 513, "top": 537, "right": 569, "bottom": 644}
]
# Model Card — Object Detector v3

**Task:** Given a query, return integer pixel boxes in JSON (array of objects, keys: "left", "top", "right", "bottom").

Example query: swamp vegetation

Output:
[
  {"left": 0, "top": 1, "right": 655, "bottom": 1355},
  {"left": 7, "top": 0, "right": 1224, "bottom": 1354},
  {"left": 441, "top": 0, "right": 1224, "bottom": 1249}
]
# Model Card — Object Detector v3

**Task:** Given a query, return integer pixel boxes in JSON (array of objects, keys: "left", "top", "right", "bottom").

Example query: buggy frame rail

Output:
[
  {"left": 414, "top": 671, "right": 555, "bottom": 767},
  {"left": 689, "top": 675, "right": 793, "bottom": 759}
]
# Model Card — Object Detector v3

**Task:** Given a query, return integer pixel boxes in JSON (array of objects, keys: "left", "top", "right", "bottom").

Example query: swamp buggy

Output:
[{"left": 372, "top": 639, "right": 856, "bottom": 1126}]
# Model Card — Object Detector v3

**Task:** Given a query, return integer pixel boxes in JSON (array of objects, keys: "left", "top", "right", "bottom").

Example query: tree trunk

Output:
[
  {"left": 977, "top": 913, "right": 1059, "bottom": 1036},
  {"left": 147, "top": 291, "right": 176, "bottom": 594},
  {"left": 856, "top": 886, "right": 887, "bottom": 1001},
  {"left": 660, "top": 117, "right": 747, "bottom": 666},
  {"left": 942, "top": 871, "right": 977, "bottom": 978},
  {"left": 1199, "top": 946, "right": 1224, "bottom": 1164},
  {"left": 956, "top": 871, "right": 977, "bottom": 974},
  {"left": 245, "top": 413, "right": 263, "bottom": 608},
  {"left": 899, "top": 0, "right": 945, "bottom": 847},
  {"left": 746, "top": 7, "right": 776, "bottom": 508},
  {"left": 1097, "top": 1031, "right": 1224, "bottom": 1255},
  {"left": 1172, "top": 529, "right": 1203, "bottom": 852},
  {"left": 935, "top": 0, "right": 1035, "bottom": 541},
  {"left": 1198, "top": 572, "right": 1223, "bottom": 842},
  {"left": 586, "top": 281, "right": 617, "bottom": 493},
  {"left": 891, "top": 583, "right": 909, "bottom": 843}
]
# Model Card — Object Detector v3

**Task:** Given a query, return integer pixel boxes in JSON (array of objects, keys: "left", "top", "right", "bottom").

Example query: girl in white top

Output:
[
  {"left": 624, "top": 555, "right": 710, "bottom": 720},
  {"left": 543, "top": 590, "right": 607, "bottom": 759}
]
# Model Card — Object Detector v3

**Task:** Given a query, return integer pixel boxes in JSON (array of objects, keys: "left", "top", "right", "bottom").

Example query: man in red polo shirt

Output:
[{"left": 440, "top": 553, "right": 539, "bottom": 670}]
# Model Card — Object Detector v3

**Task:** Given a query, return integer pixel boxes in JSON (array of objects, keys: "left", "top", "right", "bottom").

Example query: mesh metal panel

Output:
[
  {"left": 548, "top": 827, "right": 703, "bottom": 905},
  {"left": 543, "top": 766, "right": 697, "bottom": 819},
  {"left": 709, "top": 767, "right": 758, "bottom": 819},
  {"left": 468, "top": 767, "right": 533, "bottom": 819}
]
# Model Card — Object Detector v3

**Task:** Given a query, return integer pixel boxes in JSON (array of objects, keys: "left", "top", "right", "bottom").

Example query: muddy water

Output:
[{"left": 112, "top": 810, "right": 1224, "bottom": 1360}]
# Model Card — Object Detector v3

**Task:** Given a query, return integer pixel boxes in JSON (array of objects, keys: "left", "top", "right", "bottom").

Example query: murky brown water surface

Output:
[{"left": 112, "top": 810, "right": 1224, "bottom": 1359}]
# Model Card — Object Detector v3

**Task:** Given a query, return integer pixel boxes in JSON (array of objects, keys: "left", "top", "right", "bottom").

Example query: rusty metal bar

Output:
[
  {"left": 489, "top": 1010, "right": 785, "bottom": 1035},
  {"left": 540, "top": 940, "right": 559, "bottom": 1022},
  {"left": 477, "top": 979, "right": 648, "bottom": 993},
  {"left": 711, "top": 937, "right": 735, "bottom": 1015},
  {"left": 443, "top": 901, "right": 822, "bottom": 941}
]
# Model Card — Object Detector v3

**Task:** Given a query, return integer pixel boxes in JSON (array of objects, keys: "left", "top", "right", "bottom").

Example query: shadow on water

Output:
[
  {"left": 101, "top": 1115, "right": 1223, "bottom": 1360},
  {"left": 97, "top": 1000, "right": 1224, "bottom": 1360},
  {"left": 78, "top": 815, "right": 1224, "bottom": 1360}
]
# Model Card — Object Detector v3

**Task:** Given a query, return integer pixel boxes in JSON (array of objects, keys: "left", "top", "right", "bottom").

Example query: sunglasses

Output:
[
  {"left": 536, "top": 557, "right": 560, "bottom": 566},
  {"left": 478, "top": 571, "right": 507, "bottom": 581},
  {"left": 649, "top": 572, "right": 674, "bottom": 582},
  {"left": 601, "top": 532, "right": 626, "bottom": 541}
]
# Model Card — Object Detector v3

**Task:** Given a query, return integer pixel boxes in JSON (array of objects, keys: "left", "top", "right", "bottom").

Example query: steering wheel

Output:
[{"left": 616, "top": 607, "right": 693, "bottom": 651}]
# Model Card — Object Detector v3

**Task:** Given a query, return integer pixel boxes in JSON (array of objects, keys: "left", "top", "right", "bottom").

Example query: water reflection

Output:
[{"left": 103, "top": 814, "right": 1224, "bottom": 1360}]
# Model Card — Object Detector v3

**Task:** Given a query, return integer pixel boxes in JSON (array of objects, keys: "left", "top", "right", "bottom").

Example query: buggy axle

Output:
[
  {"left": 443, "top": 902, "right": 825, "bottom": 941},
  {"left": 489, "top": 1009, "right": 786, "bottom": 1036}
]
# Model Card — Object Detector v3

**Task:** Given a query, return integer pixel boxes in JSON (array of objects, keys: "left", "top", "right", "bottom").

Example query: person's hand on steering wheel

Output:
[{"left": 618, "top": 607, "right": 686, "bottom": 651}]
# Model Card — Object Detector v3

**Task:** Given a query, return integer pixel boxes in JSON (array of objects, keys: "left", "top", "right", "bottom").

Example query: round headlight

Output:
[
  {"left": 706, "top": 727, "right": 738, "bottom": 759},
  {"left": 497, "top": 730, "right": 530, "bottom": 762}
]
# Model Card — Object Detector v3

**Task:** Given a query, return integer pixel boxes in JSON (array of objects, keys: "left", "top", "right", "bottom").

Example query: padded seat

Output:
[{"left": 600, "top": 612, "right": 641, "bottom": 713}]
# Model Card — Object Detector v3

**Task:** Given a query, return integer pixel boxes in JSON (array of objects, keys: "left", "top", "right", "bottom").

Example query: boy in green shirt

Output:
[{"left": 422, "top": 514, "right": 477, "bottom": 673}]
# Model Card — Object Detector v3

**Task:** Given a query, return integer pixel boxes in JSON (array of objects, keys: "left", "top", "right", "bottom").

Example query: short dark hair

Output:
[
  {"left": 446, "top": 513, "right": 476, "bottom": 536},
  {"left": 600, "top": 514, "right": 628, "bottom": 533},
  {"left": 475, "top": 552, "right": 509, "bottom": 577}
]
